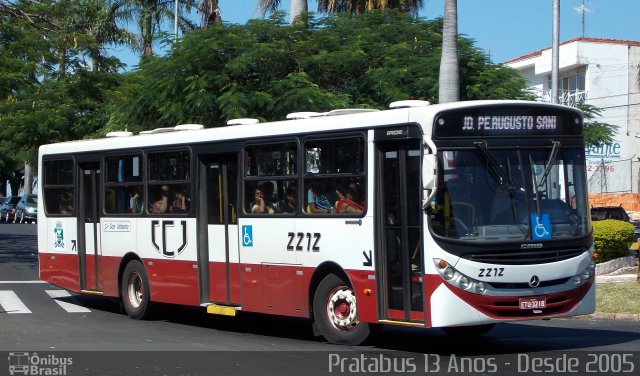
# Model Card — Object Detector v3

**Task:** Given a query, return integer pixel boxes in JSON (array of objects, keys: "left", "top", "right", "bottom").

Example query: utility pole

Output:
[
  {"left": 24, "top": 162, "right": 32, "bottom": 195},
  {"left": 174, "top": 0, "right": 178, "bottom": 41},
  {"left": 551, "top": 0, "right": 560, "bottom": 104}
]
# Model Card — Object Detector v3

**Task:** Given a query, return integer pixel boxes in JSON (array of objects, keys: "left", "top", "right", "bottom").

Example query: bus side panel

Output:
[
  {"left": 261, "top": 263, "right": 309, "bottom": 317},
  {"left": 240, "top": 262, "right": 262, "bottom": 313},
  {"left": 39, "top": 218, "right": 80, "bottom": 292},
  {"left": 99, "top": 255, "right": 121, "bottom": 297},
  {"left": 39, "top": 252, "right": 80, "bottom": 292},
  {"left": 345, "top": 269, "right": 377, "bottom": 323},
  {"left": 238, "top": 218, "right": 308, "bottom": 317},
  {"left": 145, "top": 258, "right": 200, "bottom": 306}
]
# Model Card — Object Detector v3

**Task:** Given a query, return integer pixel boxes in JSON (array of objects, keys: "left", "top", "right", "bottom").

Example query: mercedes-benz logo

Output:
[{"left": 529, "top": 275, "right": 540, "bottom": 288}]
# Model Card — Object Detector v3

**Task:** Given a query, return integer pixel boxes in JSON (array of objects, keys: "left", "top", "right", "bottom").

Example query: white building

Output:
[{"left": 505, "top": 37, "right": 640, "bottom": 193}]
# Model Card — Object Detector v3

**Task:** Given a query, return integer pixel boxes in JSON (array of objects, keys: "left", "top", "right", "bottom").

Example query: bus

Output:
[{"left": 38, "top": 100, "right": 594, "bottom": 345}]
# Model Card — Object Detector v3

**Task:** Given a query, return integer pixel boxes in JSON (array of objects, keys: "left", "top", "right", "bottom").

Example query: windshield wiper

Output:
[
  {"left": 530, "top": 141, "right": 561, "bottom": 217},
  {"left": 538, "top": 141, "right": 560, "bottom": 190},
  {"left": 475, "top": 141, "right": 520, "bottom": 223},
  {"left": 530, "top": 155, "right": 542, "bottom": 217},
  {"left": 474, "top": 141, "right": 514, "bottom": 195}
]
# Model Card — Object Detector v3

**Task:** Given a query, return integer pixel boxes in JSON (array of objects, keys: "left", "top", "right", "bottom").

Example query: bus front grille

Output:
[{"left": 465, "top": 248, "right": 585, "bottom": 265}]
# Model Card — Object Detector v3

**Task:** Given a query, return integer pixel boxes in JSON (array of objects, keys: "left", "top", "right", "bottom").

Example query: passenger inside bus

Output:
[
  {"left": 151, "top": 185, "right": 170, "bottom": 213},
  {"left": 129, "top": 189, "right": 143, "bottom": 213},
  {"left": 336, "top": 188, "right": 364, "bottom": 214},
  {"left": 275, "top": 186, "right": 297, "bottom": 213},
  {"left": 251, "top": 184, "right": 275, "bottom": 214},
  {"left": 58, "top": 192, "right": 74, "bottom": 214},
  {"left": 307, "top": 179, "right": 337, "bottom": 214},
  {"left": 171, "top": 189, "right": 188, "bottom": 213}
]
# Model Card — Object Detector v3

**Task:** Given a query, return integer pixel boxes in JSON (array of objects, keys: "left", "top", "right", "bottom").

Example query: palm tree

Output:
[
  {"left": 85, "top": 0, "right": 137, "bottom": 72},
  {"left": 257, "top": 0, "right": 307, "bottom": 23},
  {"left": 438, "top": 0, "right": 459, "bottom": 103},
  {"left": 119, "top": 0, "right": 197, "bottom": 60},
  {"left": 258, "top": 0, "right": 422, "bottom": 22},
  {"left": 199, "top": 0, "right": 222, "bottom": 27},
  {"left": 317, "top": 0, "right": 423, "bottom": 15}
]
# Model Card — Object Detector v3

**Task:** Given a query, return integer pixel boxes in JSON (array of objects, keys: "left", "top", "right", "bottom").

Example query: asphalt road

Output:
[{"left": 1, "top": 222, "right": 639, "bottom": 376}]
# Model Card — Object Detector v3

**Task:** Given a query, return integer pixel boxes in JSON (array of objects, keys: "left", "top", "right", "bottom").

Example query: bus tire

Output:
[
  {"left": 121, "top": 260, "right": 153, "bottom": 320},
  {"left": 313, "top": 274, "right": 371, "bottom": 345},
  {"left": 441, "top": 324, "right": 495, "bottom": 337}
]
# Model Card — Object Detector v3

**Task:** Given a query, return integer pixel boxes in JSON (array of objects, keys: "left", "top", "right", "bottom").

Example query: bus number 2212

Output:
[{"left": 287, "top": 232, "right": 321, "bottom": 252}]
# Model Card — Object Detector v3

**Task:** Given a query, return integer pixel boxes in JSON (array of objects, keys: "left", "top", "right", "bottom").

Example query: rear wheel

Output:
[
  {"left": 121, "top": 260, "right": 153, "bottom": 320},
  {"left": 312, "top": 274, "right": 371, "bottom": 345}
]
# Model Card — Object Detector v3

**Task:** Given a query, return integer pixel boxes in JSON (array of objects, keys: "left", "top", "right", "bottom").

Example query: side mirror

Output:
[{"left": 422, "top": 154, "right": 437, "bottom": 190}]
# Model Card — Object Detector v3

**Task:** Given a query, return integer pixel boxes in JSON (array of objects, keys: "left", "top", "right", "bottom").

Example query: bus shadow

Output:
[
  {"left": 68, "top": 293, "right": 640, "bottom": 353},
  {"left": 367, "top": 321, "right": 640, "bottom": 354}
]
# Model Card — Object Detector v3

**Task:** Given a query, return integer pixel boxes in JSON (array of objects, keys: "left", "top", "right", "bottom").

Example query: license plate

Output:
[{"left": 519, "top": 297, "right": 547, "bottom": 310}]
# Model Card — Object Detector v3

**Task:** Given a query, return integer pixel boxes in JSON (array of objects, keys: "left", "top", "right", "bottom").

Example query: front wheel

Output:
[
  {"left": 121, "top": 260, "right": 153, "bottom": 320},
  {"left": 312, "top": 274, "right": 371, "bottom": 345}
]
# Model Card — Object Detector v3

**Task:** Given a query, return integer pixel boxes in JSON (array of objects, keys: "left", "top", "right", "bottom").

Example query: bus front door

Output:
[
  {"left": 197, "top": 155, "right": 240, "bottom": 306},
  {"left": 77, "top": 162, "right": 102, "bottom": 293},
  {"left": 377, "top": 140, "right": 424, "bottom": 323}
]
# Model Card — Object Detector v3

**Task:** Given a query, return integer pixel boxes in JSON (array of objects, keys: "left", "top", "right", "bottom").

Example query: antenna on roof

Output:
[{"left": 574, "top": 1, "right": 593, "bottom": 37}]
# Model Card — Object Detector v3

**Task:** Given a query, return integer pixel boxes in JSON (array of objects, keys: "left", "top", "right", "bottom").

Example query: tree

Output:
[
  {"left": 199, "top": 0, "right": 222, "bottom": 27},
  {"left": 257, "top": 0, "right": 307, "bottom": 23},
  {"left": 578, "top": 103, "right": 619, "bottom": 148},
  {"left": 117, "top": 0, "right": 198, "bottom": 60},
  {"left": 84, "top": 0, "right": 138, "bottom": 72},
  {"left": 258, "top": 0, "right": 424, "bottom": 22},
  {"left": 103, "top": 10, "right": 529, "bottom": 134},
  {"left": 317, "top": 0, "right": 423, "bottom": 15},
  {"left": 438, "top": 0, "right": 458, "bottom": 103}
]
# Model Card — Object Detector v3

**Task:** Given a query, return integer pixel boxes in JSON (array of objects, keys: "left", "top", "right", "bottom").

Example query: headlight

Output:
[
  {"left": 433, "top": 259, "right": 487, "bottom": 295},
  {"left": 443, "top": 267, "right": 455, "bottom": 280},
  {"left": 26, "top": 207, "right": 35, "bottom": 213},
  {"left": 459, "top": 276, "right": 471, "bottom": 289}
]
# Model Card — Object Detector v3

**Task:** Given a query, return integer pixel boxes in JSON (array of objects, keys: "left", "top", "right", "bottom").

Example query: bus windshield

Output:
[{"left": 429, "top": 146, "right": 589, "bottom": 242}]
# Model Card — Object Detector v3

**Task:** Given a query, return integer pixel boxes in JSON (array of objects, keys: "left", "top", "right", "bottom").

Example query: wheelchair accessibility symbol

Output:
[
  {"left": 242, "top": 225, "right": 253, "bottom": 247},
  {"left": 530, "top": 214, "right": 551, "bottom": 240}
]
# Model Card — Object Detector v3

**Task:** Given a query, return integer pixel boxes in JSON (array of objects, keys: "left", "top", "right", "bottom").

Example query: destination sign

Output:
[{"left": 433, "top": 105, "right": 583, "bottom": 138}]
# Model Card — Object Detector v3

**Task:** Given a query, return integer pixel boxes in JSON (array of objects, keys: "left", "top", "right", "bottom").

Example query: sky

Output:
[{"left": 112, "top": 0, "right": 640, "bottom": 69}]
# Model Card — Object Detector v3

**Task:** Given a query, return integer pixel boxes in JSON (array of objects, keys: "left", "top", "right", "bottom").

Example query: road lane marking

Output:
[
  {"left": 45, "top": 290, "right": 91, "bottom": 313},
  {"left": 0, "top": 291, "right": 32, "bottom": 314}
]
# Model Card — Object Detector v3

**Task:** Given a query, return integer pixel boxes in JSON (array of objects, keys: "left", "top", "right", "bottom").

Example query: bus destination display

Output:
[{"left": 434, "top": 106, "right": 582, "bottom": 138}]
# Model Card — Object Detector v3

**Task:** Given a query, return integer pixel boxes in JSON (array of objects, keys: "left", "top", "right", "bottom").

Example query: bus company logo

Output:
[
  {"left": 386, "top": 129, "right": 404, "bottom": 136},
  {"left": 8, "top": 352, "right": 72, "bottom": 376},
  {"left": 151, "top": 220, "right": 187, "bottom": 258},
  {"left": 53, "top": 221, "right": 64, "bottom": 249}
]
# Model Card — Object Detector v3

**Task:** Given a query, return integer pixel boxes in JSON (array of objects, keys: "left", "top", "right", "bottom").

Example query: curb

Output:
[{"left": 573, "top": 312, "right": 640, "bottom": 321}]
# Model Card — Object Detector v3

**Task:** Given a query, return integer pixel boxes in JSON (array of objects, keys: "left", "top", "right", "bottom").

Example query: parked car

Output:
[
  {"left": 0, "top": 196, "right": 20, "bottom": 222},
  {"left": 590, "top": 206, "right": 640, "bottom": 241},
  {"left": 15, "top": 194, "right": 37, "bottom": 223}
]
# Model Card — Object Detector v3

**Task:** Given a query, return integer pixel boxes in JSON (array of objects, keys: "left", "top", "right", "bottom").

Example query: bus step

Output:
[{"left": 204, "top": 304, "right": 240, "bottom": 317}]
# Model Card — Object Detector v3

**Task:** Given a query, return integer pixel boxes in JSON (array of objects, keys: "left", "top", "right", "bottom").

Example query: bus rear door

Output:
[
  {"left": 77, "top": 161, "right": 102, "bottom": 293},
  {"left": 197, "top": 155, "right": 240, "bottom": 307}
]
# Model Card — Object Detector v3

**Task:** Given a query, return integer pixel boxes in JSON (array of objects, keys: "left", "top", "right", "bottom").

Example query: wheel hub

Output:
[{"left": 327, "top": 287, "right": 358, "bottom": 331}]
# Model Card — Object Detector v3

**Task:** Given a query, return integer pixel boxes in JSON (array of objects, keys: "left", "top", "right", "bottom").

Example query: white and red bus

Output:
[{"left": 38, "top": 100, "right": 595, "bottom": 345}]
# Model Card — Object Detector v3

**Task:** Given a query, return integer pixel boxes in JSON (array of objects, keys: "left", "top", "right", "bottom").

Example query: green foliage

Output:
[
  {"left": 592, "top": 219, "right": 634, "bottom": 263},
  {"left": 578, "top": 103, "right": 619, "bottom": 148},
  {"left": 106, "top": 10, "right": 530, "bottom": 131}
]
